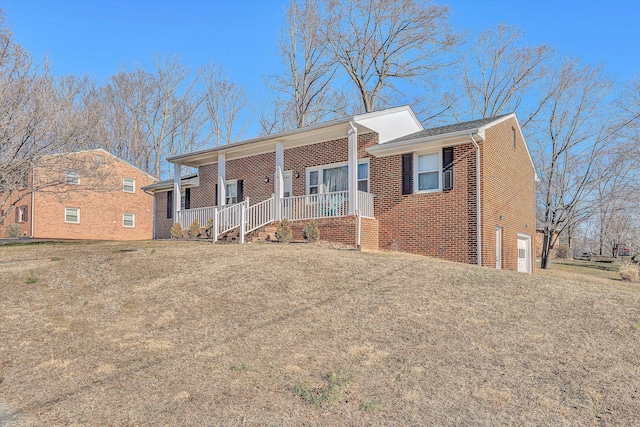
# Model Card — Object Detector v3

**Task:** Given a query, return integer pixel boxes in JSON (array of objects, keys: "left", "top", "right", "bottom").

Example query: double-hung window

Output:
[
  {"left": 65, "top": 171, "right": 80, "bottom": 185},
  {"left": 123, "top": 213, "right": 135, "bottom": 228},
  {"left": 225, "top": 180, "right": 238, "bottom": 205},
  {"left": 65, "top": 208, "right": 80, "bottom": 224},
  {"left": 357, "top": 161, "right": 369, "bottom": 192},
  {"left": 416, "top": 152, "right": 440, "bottom": 192},
  {"left": 123, "top": 178, "right": 135, "bottom": 193}
]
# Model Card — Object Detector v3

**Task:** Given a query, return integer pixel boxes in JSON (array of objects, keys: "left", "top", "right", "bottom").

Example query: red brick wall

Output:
[
  {"left": 0, "top": 187, "right": 33, "bottom": 238},
  {"left": 227, "top": 152, "right": 276, "bottom": 203},
  {"left": 282, "top": 216, "right": 379, "bottom": 250},
  {"left": 480, "top": 117, "right": 537, "bottom": 271},
  {"left": 373, "top": 144, "right": 478, "bottom": 264},
  {"left": 32, "top": 151, "right": 155, "bottom": 241},
  {"left": 154, "top": 191, "right": 173, "bottom": 239}
]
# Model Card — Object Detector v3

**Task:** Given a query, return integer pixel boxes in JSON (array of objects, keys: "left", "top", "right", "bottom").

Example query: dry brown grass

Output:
[{"left": 1, "top": 240, "right": 639, "bottom": 426}]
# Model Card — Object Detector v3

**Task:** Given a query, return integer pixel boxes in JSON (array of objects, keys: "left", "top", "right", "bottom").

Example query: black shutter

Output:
[
  {"left": 167, "top": 191, "right": 173, "bottom": 219},
  {"left": 23, "top": 206, "right": 28, "bottom": 222},
  {"left": 0, "top": 209, "right": 4, "bottom": 225},
  {"left": 443, "top": 147, "right": 454, "bottom": 191},
  {"left": 401, "top": 154, "right": 413, "bottom": 195},
  {"left": 237, "top": 180, "right": 243, "bottom": 202},
  {"left": 215, "top": 184, "right": 218, "bottom": 206},
  {"left": 185, "top": 188, "right": 191, "bottom": 210},
  {"left": 15, "top": 207, "right": 19, "bottom": 223}
]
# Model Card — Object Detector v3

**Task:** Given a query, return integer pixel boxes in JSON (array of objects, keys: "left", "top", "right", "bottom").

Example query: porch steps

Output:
[
  {"left": 246, "top": 224, "right": 277, "bottom": 243},
  {"left": 216, "top": 227, "right": 240, "bottom": 244}
]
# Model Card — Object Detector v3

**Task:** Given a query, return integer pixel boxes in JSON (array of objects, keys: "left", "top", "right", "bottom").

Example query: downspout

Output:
[
  {"left": 30, "top": 166, "right": 35, "bottom": 238},
  {"left": 355, "top": 209, "right": 361, "bottom": 251},
  {"left": 469, "top": 133, "right": 482, "bottom": 266}
]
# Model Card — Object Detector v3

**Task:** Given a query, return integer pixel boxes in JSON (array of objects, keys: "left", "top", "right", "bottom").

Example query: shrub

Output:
[
  {"left": 275, "top": 218, "right": 292, "bottom": 243},
  {"left": 554, "top": 244, "right": 573, "bottom": 259},
  {"left": 189, "top": 219, "right": 202, "bottom": 239},
  {"left": 5, "top": 223, "right": 22, "bottom": 238},
  {"left": 205, "top": 218, "right": 214, "bottom": 238},
  {"left": 303, "top": 221, "right": 320, "bottom": 242},
  {"left": 170, "top": 222, "right": 184, "bottom": 239},
  {"left": 619, "top": 262, "right": 639, "bottom": 282}
]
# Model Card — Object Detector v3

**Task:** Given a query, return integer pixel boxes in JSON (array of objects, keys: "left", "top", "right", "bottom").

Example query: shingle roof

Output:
[{"left": 386, "top": 113, "right": 512, "bottom": 144}]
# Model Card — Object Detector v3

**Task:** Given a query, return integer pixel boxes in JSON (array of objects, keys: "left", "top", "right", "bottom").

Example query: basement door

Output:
[{"left": 517, "top": 234, "right": 531, "bottom": 273}]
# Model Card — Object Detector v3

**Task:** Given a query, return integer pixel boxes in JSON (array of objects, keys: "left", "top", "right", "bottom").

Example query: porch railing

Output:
[
  {"left": 177, "top": 206, "right": 217, "bottom": 229},
  {"left": 245, "top": 196, "right": 275, "bottom": 234},
  {"left": 281, "top": 191, "right": 349, "bottom": 221},
  {"left": 357, "top": 190, "right": 374, "bottom": 218},
  {"left": 216, "top": 200, "right": 248, "bottom": 236}
]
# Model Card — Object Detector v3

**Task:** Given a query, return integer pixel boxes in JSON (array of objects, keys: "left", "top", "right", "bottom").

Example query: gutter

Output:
[{"left": 469, "top": 133, "right": 482, "bottom": 267}]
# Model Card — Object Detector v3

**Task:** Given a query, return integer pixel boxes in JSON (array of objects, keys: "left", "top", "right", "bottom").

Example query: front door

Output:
[
  {"left": 517, "top": 236, "right": 530, "bottom": 273},
  {"left": 282, "top": 171, "right": 292, "bottom": 198},
  {"left": 496, "top": 227, "right": 502, "bottom": 269}
]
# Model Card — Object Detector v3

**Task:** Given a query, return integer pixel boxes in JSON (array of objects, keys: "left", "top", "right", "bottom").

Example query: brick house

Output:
[
  {"left": 144, "top": 106, "right": 537, "bottom": 273},
  {"left": 1, "top": 149, "right": 156, "bottom": 241}
]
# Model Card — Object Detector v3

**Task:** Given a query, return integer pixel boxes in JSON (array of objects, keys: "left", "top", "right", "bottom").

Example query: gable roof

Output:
[{"left": 385, "top": 114, "right": 511, "bottom": 144}]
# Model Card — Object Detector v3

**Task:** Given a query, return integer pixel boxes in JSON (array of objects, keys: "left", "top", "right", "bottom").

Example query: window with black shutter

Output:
[
  {"left": 0, "top": 209, "right": 4, "bottom": 225},
  {"left": 237, "top": 180, "right": 243, "bottom": 202},
  {"left": 215, "top": 184, "right": 218, "bottom": 206},
  {"left": 442, "top": 147, "right": 454, "bottom": 191},
  {"left": 184, "top": 188, "right": 191, "bottom": 210},
  {"left": 402, "top": 154, "right": 413, "bottom": 195},
  {"left": 167, "top": 191, "right": 173, "bottom": 219}
]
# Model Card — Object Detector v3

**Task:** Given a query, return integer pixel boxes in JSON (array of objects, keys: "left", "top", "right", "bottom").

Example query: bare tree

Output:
[
  {"left": 534, "top": 59, "right": 617, "bottom": 269},
  {"left": 462, "top": 24, "right": 553, "bottom": 127},
  {"left": 270, "top": 0, "right": 339, "bottom": 129},
  {"left": 201, "top": 63, "right": 253, "bottom": 146},
  {"left": 321, "top": 0, "right": 459, "bottom": 113}
]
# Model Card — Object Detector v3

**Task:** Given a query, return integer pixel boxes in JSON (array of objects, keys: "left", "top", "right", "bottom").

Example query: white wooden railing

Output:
[
  {"left": 216, "top": 200, "right": 248, "bottom": 236},
  {"left": 281, "top": 190, "right": 349, "bottom": 221},
  {"left": 357, "top": 191, "right": 374, "bottom": 218},
  {"left": 177, "top": 206, "right": 217, "bottom": 229},
  {"left": 245, "top": 196, "right": 275, "bottom": 234}
]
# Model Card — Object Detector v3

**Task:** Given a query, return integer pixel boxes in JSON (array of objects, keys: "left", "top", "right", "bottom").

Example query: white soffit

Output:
[{"left": 354, "top": 106, "right": 423, "bottom": 144}]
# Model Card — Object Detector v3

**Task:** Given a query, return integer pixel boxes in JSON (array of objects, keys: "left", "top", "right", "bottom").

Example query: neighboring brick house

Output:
[
  {"left": 144, "top": 106, "right": 537, "bottom": 273},
  {"left": 1, "top": 149, "right": 156, "bottom": 241}
]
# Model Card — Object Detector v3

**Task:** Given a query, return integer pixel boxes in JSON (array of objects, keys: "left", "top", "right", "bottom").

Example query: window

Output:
[
  {"left": 65, "top": 208, "right": 80, "bottom": 224},
  {"left": 123, "top": 178, "right": 135, "bottom": 193},
  {"left": 96, "top": 155, "right": 105, "bottom": 166},
  {"left": 358, "top": 162, "right": 369, "bottom": 192},
  {"left": 225, "top": 180, "right": 238, "bottom": 205},
  {"left": 18, "top": 206, "right": 28, "bottom": 223},
  {"left": 416, "top": 152, "right": 440, "bottom": 192},
  {"left": 65, "top": 171, "right": 80, "bottom": 185},
  {"left": 306, "top": 160, "right": 369, "bottom": 195},
  {"left": 123, "top": 213, "right": 135, "bottom": 228}
]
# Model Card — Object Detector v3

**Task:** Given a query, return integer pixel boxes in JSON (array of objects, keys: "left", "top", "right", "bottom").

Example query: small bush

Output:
[
  {"left": 5, "top": 223, "right": 22, "bottom": 238},
  {"left": 205, "top": 218, "right": 214, "bottom": 238},
  {"left": 619, "top": 262, "right": 638, "bottom": 282},
  {"left": 303, "top": 221, "right": 320, "bottom": 243},
  {"left": 275, "top": 218, "right": 292, "bottom": 243},
  {"left": 189, "top": 218, "right": 202, "bottom": 239},
  {"left": 170, "top": 223, "right": 184, "bottom": 239},
  {"left": 555, "top": 244, "right": 573, "bottom": 259}
]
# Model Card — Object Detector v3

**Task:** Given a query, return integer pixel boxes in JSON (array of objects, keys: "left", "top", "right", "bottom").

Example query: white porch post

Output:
[
  {"left": 274, "top": 142, "right": 284, "bottom": 221},
  {"left": 239, "top": 204, "right": 246, "bottom": 244},
  {"left": 173, "top": 162, "right": 181, "bottom": 224},
  {"left": 348, "top": 121, "right": 358, "bottom": 215},
  {"left": 217, "top": 153, "right": 226, "bottom": 206}
]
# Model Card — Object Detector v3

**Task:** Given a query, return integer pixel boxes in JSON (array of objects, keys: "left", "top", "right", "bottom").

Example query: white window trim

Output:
[
  {"left": 64, "top": 207, "right": 80, "bottom": 224},
  {"left": 414, "top": 150, "right": 442, "bottom": 194},
  {"left": 65, "top": 171, "right": 80, "bottom": 185},
  {"left": 357, "top": 158, "right": 370, "bottom": 193},
  {"left": 305, "top": 159, "right": 370, "bottom": 195},
  {"left": 123, "top": 178, "right": 136, "bottom": 193},
  {"left": 225, "top": 179, "right": 238, "bottom": 204},
  {"left": 122, "top": 212, "right": 135, "bottom": 228}
]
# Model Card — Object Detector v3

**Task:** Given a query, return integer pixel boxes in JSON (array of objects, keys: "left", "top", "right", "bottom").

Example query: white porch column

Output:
[
  {"left": 274, "top": 142, "right": 284, "bottom": 221},
  {"left": 173, "top": 162, "right": 181, "bottom": 224},
  {"left": 348, "top": 121, "right": 358, "bottom": 215},
  {"left": 217, "top": 153, "right": 226, "bottom": 206}
]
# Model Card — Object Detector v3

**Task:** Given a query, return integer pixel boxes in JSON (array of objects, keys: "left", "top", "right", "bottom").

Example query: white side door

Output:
[
  {"left": 282, "top": 171, "right": 292, "bottom": 198},
  {"left": 517, "top": 235, "right": 531, "bottom": 273},
  {"left": 496, "top": 227, "right": 502, "bottom": 269}
]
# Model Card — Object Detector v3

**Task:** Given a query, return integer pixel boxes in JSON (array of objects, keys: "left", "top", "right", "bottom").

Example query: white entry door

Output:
[
  {"left": 282, "top": 171, "right": 292, "bottom": 198},
  {"left": 517, "top": 235, "right": 531, "bottom": 273},
  {"left": 496, "top": 227, "right": 502, "bottom": 269}
]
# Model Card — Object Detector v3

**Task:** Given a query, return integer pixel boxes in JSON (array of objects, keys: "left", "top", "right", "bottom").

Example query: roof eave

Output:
[{"left": 366, "top": 128, "right": 483, "bottom": 157}]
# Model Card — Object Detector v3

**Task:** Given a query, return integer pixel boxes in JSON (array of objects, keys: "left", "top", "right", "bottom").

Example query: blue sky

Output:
[{"left": 2, "top": 0, "right": 639, "bottom": 132}]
